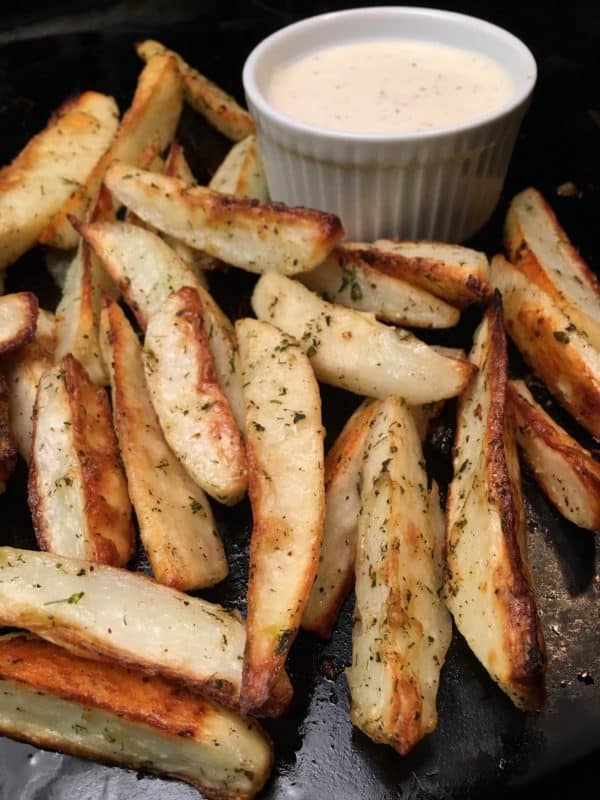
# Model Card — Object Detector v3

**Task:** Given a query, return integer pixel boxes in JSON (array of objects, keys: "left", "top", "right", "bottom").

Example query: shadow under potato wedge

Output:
[
  {"left": 0, "top": 633, "right": 273, "bottom": 800},
  {"left": 444, "top": 294, "right": 546, "bottom": 711}
]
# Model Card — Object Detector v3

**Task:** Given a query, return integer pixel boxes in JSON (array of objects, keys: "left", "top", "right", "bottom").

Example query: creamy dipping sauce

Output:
[{"left": 267, "top": 39, "right": 514, "bottom": 134}]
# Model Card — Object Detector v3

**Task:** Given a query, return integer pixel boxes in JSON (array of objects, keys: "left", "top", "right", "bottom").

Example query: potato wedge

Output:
[
  {"left": 54, "top": 243, "right": 113, "bottom": 385},
  {"left": 344, "top": 240, "right": 491, "bottom": 308},
  {"left": 100, "top": 298, "right": 228, "bottom": 589},
  {"left": 237, "top": 318, "right": 324, "bottom": 713},
  {"left": 0, "top": 292, "right": 38, "bottom": 354},
  {"left": 0, "top": 92, "right": 118, "bottom": 269},
  {"left": 1, "top": 310, "right": 55, "bottom": 461},
  {"left": 301, "top": 248, "right": 460, "bottom": 328},
  {"left": 40, "top": 53, "right": 183, "bottom": 249},
  {"left": 0, "top": 633, "right": 272, "bottom": 800},
  {"left": 0, "top": 371, "right": 16, "bottom": 483},
  {"left": 302, "top": 400, "right": 379, "bottom": 638},
  {"left": 164, "top": 138, "right": 196, "bottom": 184},
  {"left": 505, "top": 187, "right": 600, "bottom": 349},
  {"left": 104, "top": 162, "right": 344, "bottom": 276},
  {"left": 144, "top": 287, "right": 247, "bottom": 505},
  {"left": 28, "top": 354, "right": 134, "bottom": 566},
  {"left": 43, "top": 247, "right": 73, "bottom": 290},
  {"left": 137, "top": 39, "right": 255, "bottom": 141},
  {"left": 491, "top": 253, "right": 600, "bottom": 438},
  {"left": 445, "top": 295, "right": 546, "bottom": 710},
  {"left": 210, "top": 135, "right": 268, "bottom": 200},
  {"left": 0, "top": 547, "right": 292, "bottom": 716},
  {"left": 508, "top": 379, "right": 600, "bottom": 532},
  {"left": 347, "top": 397, "right": 452, "bottom": 754},
  {"left": 78, "top": 221, "right": 245, "bottom": 427},
  {"left": 252, "top": 273, "right": 475, "bottom": 403}
]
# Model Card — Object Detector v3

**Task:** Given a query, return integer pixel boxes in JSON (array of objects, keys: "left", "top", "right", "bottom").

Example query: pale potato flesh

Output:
[
  {"left": 508, "top": 379, "right": 600, "bottom": 533},
  {"left": 0, "top": 547, "right": 292, "bottom": 715},
  {"left": 104, "top": 162, "right": 344, "bottom": 276},
  {"left": 301, "top": 250, "right": 460, "bottom": 328},
  {"left": 237, "top": 318, "right": 325, "bottom": 713},
  {"left": 28, "top": 356, "right": 134, "bottom": 566},
  {"left": 144, "top": 287, "right": 247, "bottom": 505},
  {"left": 252, "top": 273, "right": 474, "bottom": 404},
  {"left": 491, "top": 253, "right": 600, "bottom": 438},
  {"left": 40, "top": 53, "right": 183, "bottom": 249},
  {"left": 347, "top": 397, "right": 451, "bottom": 755},
  {"left": 1, "top": 309, "right": 55, "bottom": 461},
  {"left": 0, "top": 634, "right": 272, "bottom": 800},
  {"left": 78, "top": 221, "right": 245, "bottom": 427},
  {"left": 302, "top": 400, "right": 379, "bottom": 638},
  {"left": 137, "top": 39, "right": 255, "bottom": 141},
  {"left": 100, "top": 299, "right": 228, "bottom": 589},
  {"left": 445, "top": 299, "right": 546, "bottom": 710},
  {"left": 0, "top": 92, "right": 118, "bottom": 268},
  {"left": 0, "top": 292, "right": 38, "bottom": 353},
  {"left": 210, "top": 135, "right": 268, "bottom": 200}
]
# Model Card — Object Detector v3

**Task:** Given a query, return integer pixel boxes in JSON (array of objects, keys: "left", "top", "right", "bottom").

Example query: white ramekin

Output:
[{"left": 243, "top": 7, "right": 537, "bottom": 242}]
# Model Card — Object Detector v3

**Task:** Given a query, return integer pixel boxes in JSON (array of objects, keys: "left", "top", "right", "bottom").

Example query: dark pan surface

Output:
[{"left": 0, "top": 2, "right": 598, "bottom": 798}]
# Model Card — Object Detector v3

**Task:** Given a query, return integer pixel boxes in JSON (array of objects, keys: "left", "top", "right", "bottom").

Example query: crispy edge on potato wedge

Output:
[
  {"left": 0, "top": 370, "right": 17, "bottom": 483},
  {"left": 252, "top": 273, "right": 475, "bottom": 404},
  {"left": 1, "top": 309, "right": 55, "bottom": 462},
  {"left": 104, "top": 162, "right": 344, "bottom": 276},
  {"left": 0, "top": 91, "right": 119, "bottom": 269},
  {"left": 144, "top": 287, "right": 247, "bottom": 505},
  {"left": 344, "top": 239, "right": 491, "bottom": 309},
  {"left": 237, "top": 318, "right": 325, "bottom": 713},
  {"left": 100, "top": 297, "right": 228, "bottom": 589},
  {"left": 302, "top": 400, "right": 379, "bottom": 638},
  {"left": 28, "top": 354, "right": 134, "bottom": 566},
  {"left": 77, "top": 221, "right": 245, "bottom": 427},
  {"left": 0, "top": 633, "right": 273, "bottom": 800},
  {"left": 40, "top": 53, "right": 183, "bottom": 250},
  {"left": 0, "top": 292, "right": 39, "bottom": 354},
  {"left": 491, "top": 253, "right": 600, "bottom": 438},
  {"left": 347, "top": 396, "right": 452, "bottom": 754},
  {"left": 209, "top": 135, "right": 268, "bottom": 200},
  {"left": 505, "top": 187, "right": 600, "bottom": 348},
  {"left": 0, "top": 547, "right": 292, "bottom": 716},
  {"left": 137, "top": 39, "right": 255, "bottom": 141},
  {"left": 444, "top": 294, "right": 546, "bottom": 710},
  {"left": 507, "top": 379, "right": 600, "bottom": 533},
  {"left": 301, "top": 248, "right": 460, "bottom": 328}
]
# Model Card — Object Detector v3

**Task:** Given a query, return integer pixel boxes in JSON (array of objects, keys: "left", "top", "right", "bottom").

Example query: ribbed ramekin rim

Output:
[{"left": 242, "top": 6, "right": 537, "bottom": 145}]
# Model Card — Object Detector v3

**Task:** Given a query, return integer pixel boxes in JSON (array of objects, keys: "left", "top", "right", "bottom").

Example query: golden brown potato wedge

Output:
[
  {"left": 104, "top": 162, "right": 344, "bottom": 276},
  {"left": 0, "top": 547, "right": 292, "bottom": 716},
  {"left": 301, "top": 248, "right": 460, "bottom": 328},
  {"left": 0, "top": 292, "right": 38, "bottom": 354},
  {"left": 0, "top": 371, "right": 16, "bottom": 483},
  {"left": 0, "top": 92, "right": 119, "bottom": 269},
  {"left": 137, "top": 39, "right": 255, "bottom": 141},
  {"left": 164, "top": 138, "right": 196, "bottom": 184},
  {"left": 144, "top": 287, "right": 247, "bottom": 505},
  {"left": 210, "top": 135, "right": 268, "bottom": 200},
  {"left": 78, "top": 221, "right": 245, "bottom": 427},
  {"left": 491, "top": 253, "right": 600, "bottom": 438},
  {"left": 40, "top": 53, "right": 183, "bottom": 249},
  {"left": 28, "top": 354, "right": 134, "bottom": 566},
  {"left": 505, "top": 187, "right": 600, "bottom": 349},
  {"left": 445, "top": 295, "right": 546, "bottom": 710},
  {"left": 508, "top": 379, "right": 600, "bottom": 532},
  {"left": 343, "top": 240, "right": 491, "bottom": 308},
  {"left": 252, "top": 273, "right": 475, "bottom": 403},
  {"left": 100, "top": 298, "right": 228, "bottom": 589},
  {"left": 347, "top": 397, "right": 452, "bottom": 754},
  {"left": 237, "top": 318, "right": 325, "bottom": 713},
  {"left": 1, "top": 310, "right": 55, "bottom": 462},
  {"left": 302, "top": 400, "right": 379, "bottom": 638},
  {"left": 0, "top": 633, "right": 273, "bottom": 800},
  {"left": 54, "top": 243, "right": 114, "bottom": 385}
]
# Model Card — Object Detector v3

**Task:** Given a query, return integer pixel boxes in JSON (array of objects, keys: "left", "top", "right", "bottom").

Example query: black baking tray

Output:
[{"left": 0, "top": 2, "right": 598, "bottom": 798}]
